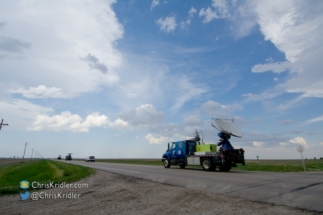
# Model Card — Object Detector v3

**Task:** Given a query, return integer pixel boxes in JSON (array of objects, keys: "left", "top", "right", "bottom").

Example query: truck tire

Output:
[
  {"left": 219, "top": 165, "right": 231, "bottom": 172},
  {"left": 179, "top": 163, "right": 186, "bottom": 169},
  {"left": 202, "top": 158, "right": 213, "bottom": 171},
  {"left": 163, "top": 158, "right": 171, "bottom": 168}
]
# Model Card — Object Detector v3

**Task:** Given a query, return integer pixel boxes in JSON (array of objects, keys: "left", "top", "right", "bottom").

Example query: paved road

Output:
[{"left": 67, "top": 161, "right": 323, "bottom": 212}]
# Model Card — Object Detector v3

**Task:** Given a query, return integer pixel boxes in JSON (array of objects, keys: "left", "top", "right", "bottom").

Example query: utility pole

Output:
[
  {"left": 22, "top": 142, "right": 28, "bottom": 159},
  {"left": 31, "top": 148, "right": 34, "bottom": 159},
  {"left": 0, "top": 119, "right": 9, "bottom": 131}
]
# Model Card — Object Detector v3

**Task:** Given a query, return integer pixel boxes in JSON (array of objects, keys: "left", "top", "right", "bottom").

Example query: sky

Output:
[{"left": 0, "top": 0, "right": 322, "bottom": 160}]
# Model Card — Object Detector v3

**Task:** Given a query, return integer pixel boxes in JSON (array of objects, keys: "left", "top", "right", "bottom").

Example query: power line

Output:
[
  {"left": 1, "top": 119, "right": 43, "bottom": 159},
  {"left": 0, "top": 119, "right": 26, "bottom": 144},
  {"left": 1, "top": 129, "right": 17, "bottom": 142},
  {"left": 8, "top": 125, "right": 26, "bottom": 143}
]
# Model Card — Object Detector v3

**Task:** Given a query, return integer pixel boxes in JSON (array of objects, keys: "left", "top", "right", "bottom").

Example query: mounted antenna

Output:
[{"left": 189, "top": 129, "right": 200, "bottom": 144}]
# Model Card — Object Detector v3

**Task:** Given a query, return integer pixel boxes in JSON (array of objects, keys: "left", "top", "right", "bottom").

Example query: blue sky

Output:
[{"left": 0, "top": 0, "right": 322, "bottom": 159}]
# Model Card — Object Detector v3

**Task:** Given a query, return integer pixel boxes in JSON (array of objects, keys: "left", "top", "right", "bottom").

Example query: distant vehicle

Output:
[
  {"left": 65, "top": 153, "right": 72, "bottom": 161},
  {"left": 85, "top": 156, "right": 95, "bottom": 162},
  {"left": 57, "top": 155, "right": 61, "bottom": 160},
  {"left": 161, "top": 118, "right": 245, "bottom": 172}
]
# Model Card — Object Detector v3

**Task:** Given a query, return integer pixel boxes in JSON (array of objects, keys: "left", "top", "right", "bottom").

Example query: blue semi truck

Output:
[
  {"left": 162, "top": 119, "right": 245, "bottom": 171},
  {"left": 161, "top": 140, "right": 245, "bottom": 171}
]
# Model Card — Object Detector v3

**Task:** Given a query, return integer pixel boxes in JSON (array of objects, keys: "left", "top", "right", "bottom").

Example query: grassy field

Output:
[
  {"left": 96, "top": 158, "right": 323, "bottom": 172},
  {"left": 0, "top": 159, "right": 34, "bottom": 168},
  {"left": 0, "top": 159, "right": 94, "bottom": 195},
  {"left": 235, "top": 159, "right": 323, "bottom": 172}
]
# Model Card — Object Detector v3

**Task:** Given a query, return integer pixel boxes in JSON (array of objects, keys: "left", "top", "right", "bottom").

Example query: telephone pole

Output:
[
  {"left": 31, "top": 148, "right": 34, "bottom": 159},
  {"left": 22, "top": 142, "right": 28, "bottom": 159},
  {"left": 0, "top": 119, "right": 9, "bottom": 131}
]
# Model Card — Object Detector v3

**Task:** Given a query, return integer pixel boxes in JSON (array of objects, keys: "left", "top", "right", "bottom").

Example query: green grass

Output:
[
  {"left": 0, "top": 160, "right": 94, "bottom": 196},
  {"left": 97, "top": 158, "right": 323, "bottom": 172},
  {"left": 234, "top": 159, "right": 323, "bottom": 172}
]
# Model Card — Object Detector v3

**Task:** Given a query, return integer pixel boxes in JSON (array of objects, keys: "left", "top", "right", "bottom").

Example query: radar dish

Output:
[
  {"left": 297, "top": 145, "right": 305, "bottom": 153},
  {"left": 214, "top": 118, "right": 243, "bottom": 138}
]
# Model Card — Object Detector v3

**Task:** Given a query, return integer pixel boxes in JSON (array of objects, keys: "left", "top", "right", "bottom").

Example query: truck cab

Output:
[{"left": 162, "top": 140, "right": 197, "bottom": 168}]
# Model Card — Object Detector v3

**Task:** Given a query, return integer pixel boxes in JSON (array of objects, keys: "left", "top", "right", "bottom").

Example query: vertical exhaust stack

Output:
[{"left": 199, "top": 131, "right": 204, "bottom": 145}]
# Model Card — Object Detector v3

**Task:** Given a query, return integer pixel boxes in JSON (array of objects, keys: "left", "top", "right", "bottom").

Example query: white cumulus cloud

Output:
[
  {"left": 145, "top": 133, "right": 169, "bottom": 144},
  {"left": 253, "top": 141, "right": 263, "bottom": 147},
  {"left": 289, "top": 137, "right": 309, "bottom": 148},
  {"left": 189, "top": 7, "right": 197, "bottom": 17},
  {"left": 201, "top": 100, "right": 243, "bottom": 118},
  {"left": 199, "top": 0, "right": 231, "bottom": 23},
  {"left": 11, "top": 85, "right": 66, "bottom": 99},
  {"left": 28, "top": 111, "right": 111, "bottom": 132},
  {"left": 156, "top": 15, "right": 177, "bottom": 33},
  {"left": 109, "top": 118, "right": 128, "bottom": 130},
  {"left": 151, "top": 0, "right": 159, "bottom": 11},
  {"left": 119, "top": 104, "right": 165, "bottom": 126}
]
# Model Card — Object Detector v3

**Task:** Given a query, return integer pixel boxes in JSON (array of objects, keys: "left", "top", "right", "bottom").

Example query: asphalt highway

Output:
[{"left": 67, "top": 161, "right": 323, "bottom": 212}]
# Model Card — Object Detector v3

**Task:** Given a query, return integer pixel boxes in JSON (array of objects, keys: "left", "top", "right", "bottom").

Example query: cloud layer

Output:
[
  {"left": 29, "top": 111, "right": 108, "bottom": 132},
  {"left": 0, "top": 0, "right": 124, "bottom": 98},
  {"left": 249, "top": 1, "right": 323, "bottom": 100}
]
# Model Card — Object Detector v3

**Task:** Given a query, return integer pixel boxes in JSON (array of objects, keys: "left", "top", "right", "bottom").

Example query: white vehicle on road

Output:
[{"left": 85, "top": 156, "right": 95, "bottom": 162}]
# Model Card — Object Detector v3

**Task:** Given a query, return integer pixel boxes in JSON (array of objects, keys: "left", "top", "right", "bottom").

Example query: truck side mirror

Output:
[{"left": 167, "top": 143, "right": 170, "bottom": 151}]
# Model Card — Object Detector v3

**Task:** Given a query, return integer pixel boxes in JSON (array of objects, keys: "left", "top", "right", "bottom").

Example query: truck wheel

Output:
[
  {"left": 219, "top": 165, "right": 231, "bottom": 172},
  {"left": 163, "top": 158, "right": 171, "bottom": 168},
  {"left": 202, "top": 158, "right": 213, "bottom": 171},
  {"left": 179, "top": 164, "right": 186, "bottom": 169}
]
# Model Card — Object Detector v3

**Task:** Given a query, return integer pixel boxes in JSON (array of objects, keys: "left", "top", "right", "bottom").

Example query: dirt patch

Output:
[
  {"left": 0, "top": 159, "right": 34, "bottom": 168},
  {"left": 0, "top": 170, "right": 319, "bottom": 215}
]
